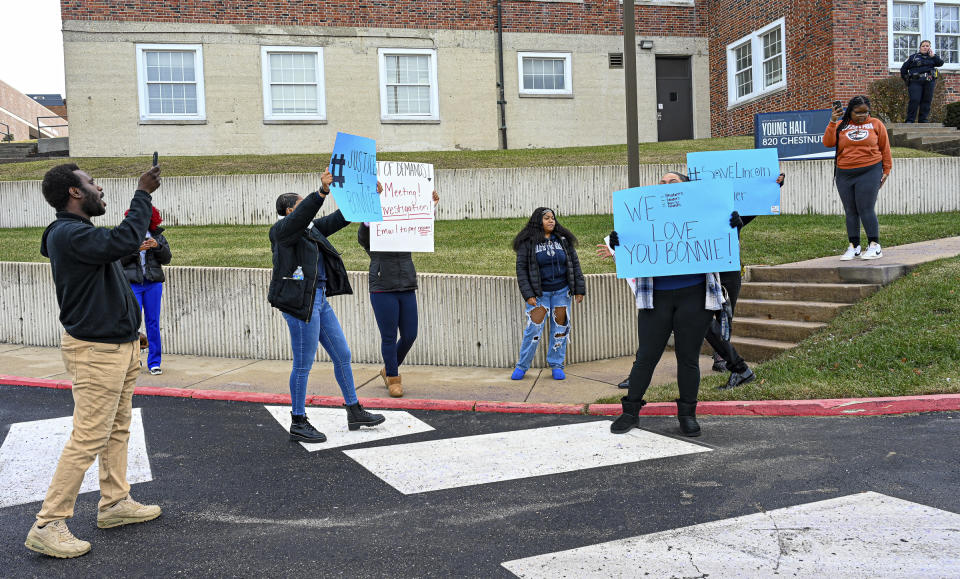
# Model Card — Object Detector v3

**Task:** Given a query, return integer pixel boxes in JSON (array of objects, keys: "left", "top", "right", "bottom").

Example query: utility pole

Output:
[{"left": 622, "top": 0, "right": 640, "bottom": 187}]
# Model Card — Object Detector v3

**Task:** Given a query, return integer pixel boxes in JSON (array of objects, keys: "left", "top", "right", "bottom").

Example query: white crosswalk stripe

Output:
[
  {"left": 0, "top": 409, "right": 153, "bottom": 509},
  {"left": 343, "top": 420, "right": 711, "bottom": 494},
  {"left": 264, "top": 406, "right": 434, "bottom": 451},
  {"left": 501, "top": 492, "right": 960, "bottom": 578}
]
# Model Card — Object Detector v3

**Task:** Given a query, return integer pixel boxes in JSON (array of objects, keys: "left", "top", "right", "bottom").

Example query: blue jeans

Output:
[
  {"left": 514, "top": 288, "right": 571, "bottom": 372},
  {"left": 130, "top": 280, "right": 163, "bottom": 369},
  {"left": 369, "top": 291, "right": 418, "bottom": 377},
  {"left": 282, "top": 288, "right": 357, "bottom": 415}
]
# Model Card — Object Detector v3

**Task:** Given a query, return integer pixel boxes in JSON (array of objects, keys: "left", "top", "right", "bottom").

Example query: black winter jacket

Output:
[
  {"left": 357, "top": 224, "right": 418, "bottom": 292},
  {"left": 515, "top": 235, "right": 586, "bottom": 301},
  {"left": 40, "top": 190, "right": 153, "bottom": 343},
  {"left": 901, "top": 52, "right": 944, "bottom": 81},
  {"left": 268, "top": 191, "right": 352, "bottom": 322},
  {"left": 120, "top": 227, "right": 172, "bottom": 283}
]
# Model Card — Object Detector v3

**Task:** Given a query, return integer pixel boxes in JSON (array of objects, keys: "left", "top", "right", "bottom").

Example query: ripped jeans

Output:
[{"left": 514, "top": 288, "right": 571, "bottom": 372}]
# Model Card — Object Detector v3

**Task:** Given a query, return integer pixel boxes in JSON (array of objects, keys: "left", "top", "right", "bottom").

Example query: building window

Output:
[
  {"left": 889, "top": 1, "right": 960, "bottom": 66},
  {"left": 378, "top": 48, "right": 439, "bottom": 122},
  {"left": 517, "top": 52, "right": 573, "bottom": 96},
  {"left": 261, "top": 47, "right": 325, "bottom": 121},
  {"left": 136, "top": 44, "right": 205, "bottom": 121},
  {"left": 726, "top": 19, "right": 786, "bottom": 106}
]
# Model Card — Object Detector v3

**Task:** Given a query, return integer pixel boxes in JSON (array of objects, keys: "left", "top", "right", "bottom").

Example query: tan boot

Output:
[
  {"left": 387, "top": 374, "right": 403, "bottom": 398},
  {"left": 25, "top": 520, "right": 91, "bottom": 558},
  {"left": 97, "top": 495, "right": 162, "bottom": 529},
  {"left": 379, "top": 367, "right": 388, "bottom": 387}
]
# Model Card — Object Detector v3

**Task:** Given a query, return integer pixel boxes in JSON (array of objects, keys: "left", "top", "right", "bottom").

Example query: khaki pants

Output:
[{"left": 36, "top": 333, "right": 140, "bottom": 525}]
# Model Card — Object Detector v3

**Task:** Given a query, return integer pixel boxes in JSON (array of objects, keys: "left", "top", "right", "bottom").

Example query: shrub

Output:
[
  {"left": 944, "top": 101, "right": 960, "bottom": 128},
  {"left": 867, "top": 74, "right": 946, "bottom": 123}
]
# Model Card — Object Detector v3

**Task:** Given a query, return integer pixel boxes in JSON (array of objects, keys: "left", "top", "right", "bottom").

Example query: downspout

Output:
[{"left": 497, "top": 0, "right": 508, "bottom": 149}]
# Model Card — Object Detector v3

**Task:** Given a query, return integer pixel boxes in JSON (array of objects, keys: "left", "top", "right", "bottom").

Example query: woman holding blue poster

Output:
[
  {"left": 268, "top": 170, "right": 385, "bottom": 442},
  {"left": 358, "top": 188, "right": 440, "bottom": 398},
  {"left": 598, "top": 172, "right": 726, "bottom": 437},
  {"left": 511, "top": 207, "right": 586, "bottom": 381}
]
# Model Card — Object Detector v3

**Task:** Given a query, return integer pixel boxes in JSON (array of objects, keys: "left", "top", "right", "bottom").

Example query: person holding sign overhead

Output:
[
  {"left": 358, "top": 188, "right": 440, "bottom": 398},
  {"left": 268, "top": 169, "right": 385, "bottom": 442},
  {"left": 597, "top": 172, "right": 728, "bottom": 437},
  {"left": 824, "top": 96, "right": 891, "bottom": 261},
  {"left": 511, "top": 207, "right": 586, "bottom": 381}
]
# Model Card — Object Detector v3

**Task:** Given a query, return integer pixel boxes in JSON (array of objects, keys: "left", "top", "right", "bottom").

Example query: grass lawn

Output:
[
  {"left": 0, "top": 137, "right": 943, "bottom": 181},
  {"left": 2, "top": 212, "right": 958, "bottom": 274},
  {"left": 1, "top": 213, "right": 958, "bottom": 274},
  {"left": 597, "top": 255, "right": 960, "bottom": 403}
]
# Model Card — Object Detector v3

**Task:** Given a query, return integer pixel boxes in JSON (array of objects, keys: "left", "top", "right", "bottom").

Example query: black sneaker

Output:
[
  {"left": 720, "top": 367, "right": 755, "bottom": 390},
  {"left": 711, "top": 353, "right": 726, "bottom": 373},
  {"left": 289, "top": 413, "right": 326, "bottom": 443}
]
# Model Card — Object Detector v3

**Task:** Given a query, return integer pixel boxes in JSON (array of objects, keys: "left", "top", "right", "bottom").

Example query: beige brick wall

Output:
[{"left": 0, "top": 80, "right": 68, "bottom": 141}]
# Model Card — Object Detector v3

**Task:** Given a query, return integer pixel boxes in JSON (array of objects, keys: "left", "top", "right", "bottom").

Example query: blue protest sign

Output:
[
  {"left": 612, "top": 181, "right": 739, "bottom": 278},
  {"left": 328, "top": 132, "right": 382, "bottom": 222},
  {"left": 686, "top": 148, "right": 781, "bottom": 216},
  {"left": 755, "top": 109, "right": 835, "bottom": 160}
]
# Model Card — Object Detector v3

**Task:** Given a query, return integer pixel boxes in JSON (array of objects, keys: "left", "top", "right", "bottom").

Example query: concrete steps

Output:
[
  {"left": 0, "top": 142, "right": 38, "bottom": 164},
  {"left": 735, "top": 317, "right": 827, "bottom": 342},
  {"left": 703, "top": 335, "right": 795, "bottom": 362},
  {"left": 736, "top": 298, "right": 852, "bottom": 323},
  {"left": 886, "top": 122, "right": 960, "bottom": 156},
  {"left": 740, "top": 281, "right": 880, "bottom": 303}
]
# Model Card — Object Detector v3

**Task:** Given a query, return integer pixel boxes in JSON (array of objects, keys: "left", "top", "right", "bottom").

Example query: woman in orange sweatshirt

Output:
[{"left": 823, "top": 95, "right": 892, "bottom": 260}]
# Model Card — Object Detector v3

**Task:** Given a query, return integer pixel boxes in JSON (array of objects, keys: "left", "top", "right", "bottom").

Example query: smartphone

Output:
[
  {"left": 152, "top": 151, "right": 159, "bottom": 167},
  {"left": 832, "top": 100, "right": 843, "bottom": 111}
]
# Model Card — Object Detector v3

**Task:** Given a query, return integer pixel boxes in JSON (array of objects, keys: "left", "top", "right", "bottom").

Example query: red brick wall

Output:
[
  {"left": 60, "top": 1, "right": 705, "bottom": 36},
  {"left": 706, "top": 0, "right": 834, "bottom": 137}
]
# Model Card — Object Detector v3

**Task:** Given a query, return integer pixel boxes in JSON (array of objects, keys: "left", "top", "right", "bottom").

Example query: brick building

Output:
[
  {"left": 59, "top": 0, "right": 959, "bottom": 156},
  {"left": 0, "top": 81, "right": 69, "bottom": 141}
]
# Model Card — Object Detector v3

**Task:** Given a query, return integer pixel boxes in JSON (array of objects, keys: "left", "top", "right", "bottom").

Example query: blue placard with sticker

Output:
[
  {"left": 328, "top": 132, "right": 382, "bottom": 222},
  {"left": 612, "top": 181, "right": 739, "bottom": 278},
  {"left": 686, "top": 148, "right": 781, "bottom": 216}
]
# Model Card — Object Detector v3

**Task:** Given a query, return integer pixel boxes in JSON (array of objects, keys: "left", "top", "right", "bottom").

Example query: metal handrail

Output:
[
  {"left": 36, "top": 115, "right": 68, "bottom": 139},
  {"left": 0, "top": 121, "right": 10, "bottom": 141}
]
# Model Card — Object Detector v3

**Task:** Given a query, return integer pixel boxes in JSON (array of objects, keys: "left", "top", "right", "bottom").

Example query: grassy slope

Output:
[{"left": 0, "top": 137, "right": 943, "bottom": 181}]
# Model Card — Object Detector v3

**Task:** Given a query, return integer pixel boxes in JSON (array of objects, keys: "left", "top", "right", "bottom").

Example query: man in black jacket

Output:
[{"left": 25, "top": 163, "right": 162, "bottom": 559}]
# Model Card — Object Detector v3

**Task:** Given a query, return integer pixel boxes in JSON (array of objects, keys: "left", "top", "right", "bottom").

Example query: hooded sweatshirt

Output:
[{"left": 40, "top": 190, "right": 153, "bottom": 343}]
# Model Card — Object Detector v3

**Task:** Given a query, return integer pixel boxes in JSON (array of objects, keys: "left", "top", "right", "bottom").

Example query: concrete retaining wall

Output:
[
  {"left": 0, "top": 262, "right": 640, "bottom": 368},
  {"left": 3, "top": 158, "right": 958, "bottom": 228}
]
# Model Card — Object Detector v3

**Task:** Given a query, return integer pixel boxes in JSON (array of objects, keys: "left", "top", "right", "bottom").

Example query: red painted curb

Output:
[
  {"left": 2, "top": 374, "right": 959, "bottom": 416},
  {"left": 475, "top": 401, "right": 585, "bottom": 415}
]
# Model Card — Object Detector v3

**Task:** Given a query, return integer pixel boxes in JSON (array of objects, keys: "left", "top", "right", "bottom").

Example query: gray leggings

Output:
[{"left": 835, "top": 162, "right": 882, "bottom": 245}]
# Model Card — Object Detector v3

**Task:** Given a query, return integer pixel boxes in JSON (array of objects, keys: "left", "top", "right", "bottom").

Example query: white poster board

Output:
[{"left": 370, "top": 161, "right": 435, "bottom": 252}]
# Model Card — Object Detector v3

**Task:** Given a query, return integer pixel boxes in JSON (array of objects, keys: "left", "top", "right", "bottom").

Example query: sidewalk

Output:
[{"left": 0, "top": 341, "right": 719, "bottom": 405}]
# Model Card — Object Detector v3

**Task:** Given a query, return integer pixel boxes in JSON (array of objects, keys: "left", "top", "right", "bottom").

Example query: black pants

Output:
[
  {"left": 625, "top": 283, "right": 715, "bottom": 405},
  {"left": 907, "top": 79, "right": 935, "bottom": 123},
  {"left": 705, "top": 270, "right": 748, "bottom": 373}
]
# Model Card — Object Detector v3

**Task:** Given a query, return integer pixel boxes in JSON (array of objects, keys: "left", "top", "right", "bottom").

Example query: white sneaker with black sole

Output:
[
  {"left": 861, "top": 243, "right": 883, "bottom": 260},
  {"left": 149, "top": 367, "right": 162, "bottom": 375},
  {"left": 840, "top": 245, "right": 861, "bottom": 261}
]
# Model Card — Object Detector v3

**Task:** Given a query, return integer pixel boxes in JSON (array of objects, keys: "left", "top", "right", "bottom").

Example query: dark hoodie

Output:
[{"left": 40, "top": 190, "right": 153, "bottom": 343}]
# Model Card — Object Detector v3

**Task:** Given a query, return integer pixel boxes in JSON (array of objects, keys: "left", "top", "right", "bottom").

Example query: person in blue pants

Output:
[
  {"left": 121, "top": 206, "right": 171, "bottom": 375},
  {"left": 511, "top": 207, "right": 586, "bottom": 381}
]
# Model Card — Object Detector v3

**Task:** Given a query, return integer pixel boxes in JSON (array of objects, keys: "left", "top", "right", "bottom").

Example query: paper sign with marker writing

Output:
[
  {"left": 370, "top": 161, "right": 435, "bottom": 252},
  {"left": 328, "top": 132, "right": 382, "bottom": 222},
  {"left": 686, "top": 148, "right": 781, "bottom": 216},
  {"left": 612, "top": 181, "right": 739, "bottom": 278}
]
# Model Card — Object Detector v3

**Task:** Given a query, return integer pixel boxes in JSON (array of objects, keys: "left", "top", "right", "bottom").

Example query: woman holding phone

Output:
[{"left": 824, "top": 96, "right": 891, "bottom": 261}]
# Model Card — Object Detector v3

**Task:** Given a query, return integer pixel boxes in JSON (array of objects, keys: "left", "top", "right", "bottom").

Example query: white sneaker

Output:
[
  {"left": 840, "top": 245, "right": 861, "bottom": 261},
  {"left": 861, "top": 243, "right": 883, "bottom": 260},
  {"left": 149, "top": 367, "right": 162, "bottom": 375}
]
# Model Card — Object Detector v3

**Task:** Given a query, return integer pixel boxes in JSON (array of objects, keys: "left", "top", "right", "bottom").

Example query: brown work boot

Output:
[
  {"left": 387, "top": 374, "right": 403, "bottom": 398},
  {"left": 25, "top": 520, "right": 91, "bottom": 558},
  {"left": 97, "top": 495, "right": 162, "bottom": 529}
]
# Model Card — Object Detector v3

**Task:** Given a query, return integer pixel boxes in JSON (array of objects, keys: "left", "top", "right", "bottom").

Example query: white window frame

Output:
[
  {"left": 725, "top": 18, "right": 787, "bottom": 106},
  {"left": 135, "top": 43, "right": 206, "bottom": 122},
  {"left": 377, "top": 48, "right": 440, "bottom": 122},
  {"left": 888, "top": 0, "right": 960, "bottom": 69},
  {"left": 260, "top": 46, "right": 326, "bottom": 122},
  {"left": 517, "top": 51, "right": 573, "bottom": 96}
]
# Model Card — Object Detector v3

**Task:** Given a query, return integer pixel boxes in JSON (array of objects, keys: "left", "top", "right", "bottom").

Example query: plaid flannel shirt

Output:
[{"left": 631, "top": 273, "right": 725, "bottom": 311}]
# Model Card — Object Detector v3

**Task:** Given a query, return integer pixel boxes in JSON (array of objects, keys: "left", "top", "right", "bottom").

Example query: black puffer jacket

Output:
[
  {"left": 515, "top": 235, "right": 586, "bottom": 301},
  {"left": 357, "top": 224, "right": 418, "bottom": 292},
  {"left": 268, "top": 191, "right": 352, "bottom": 322},
  {"left": 120, "top": 228, "right": 172, "bottom": 283},
  {"left": 901, "top": 52, "right": 944, "bottom": 81}
]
